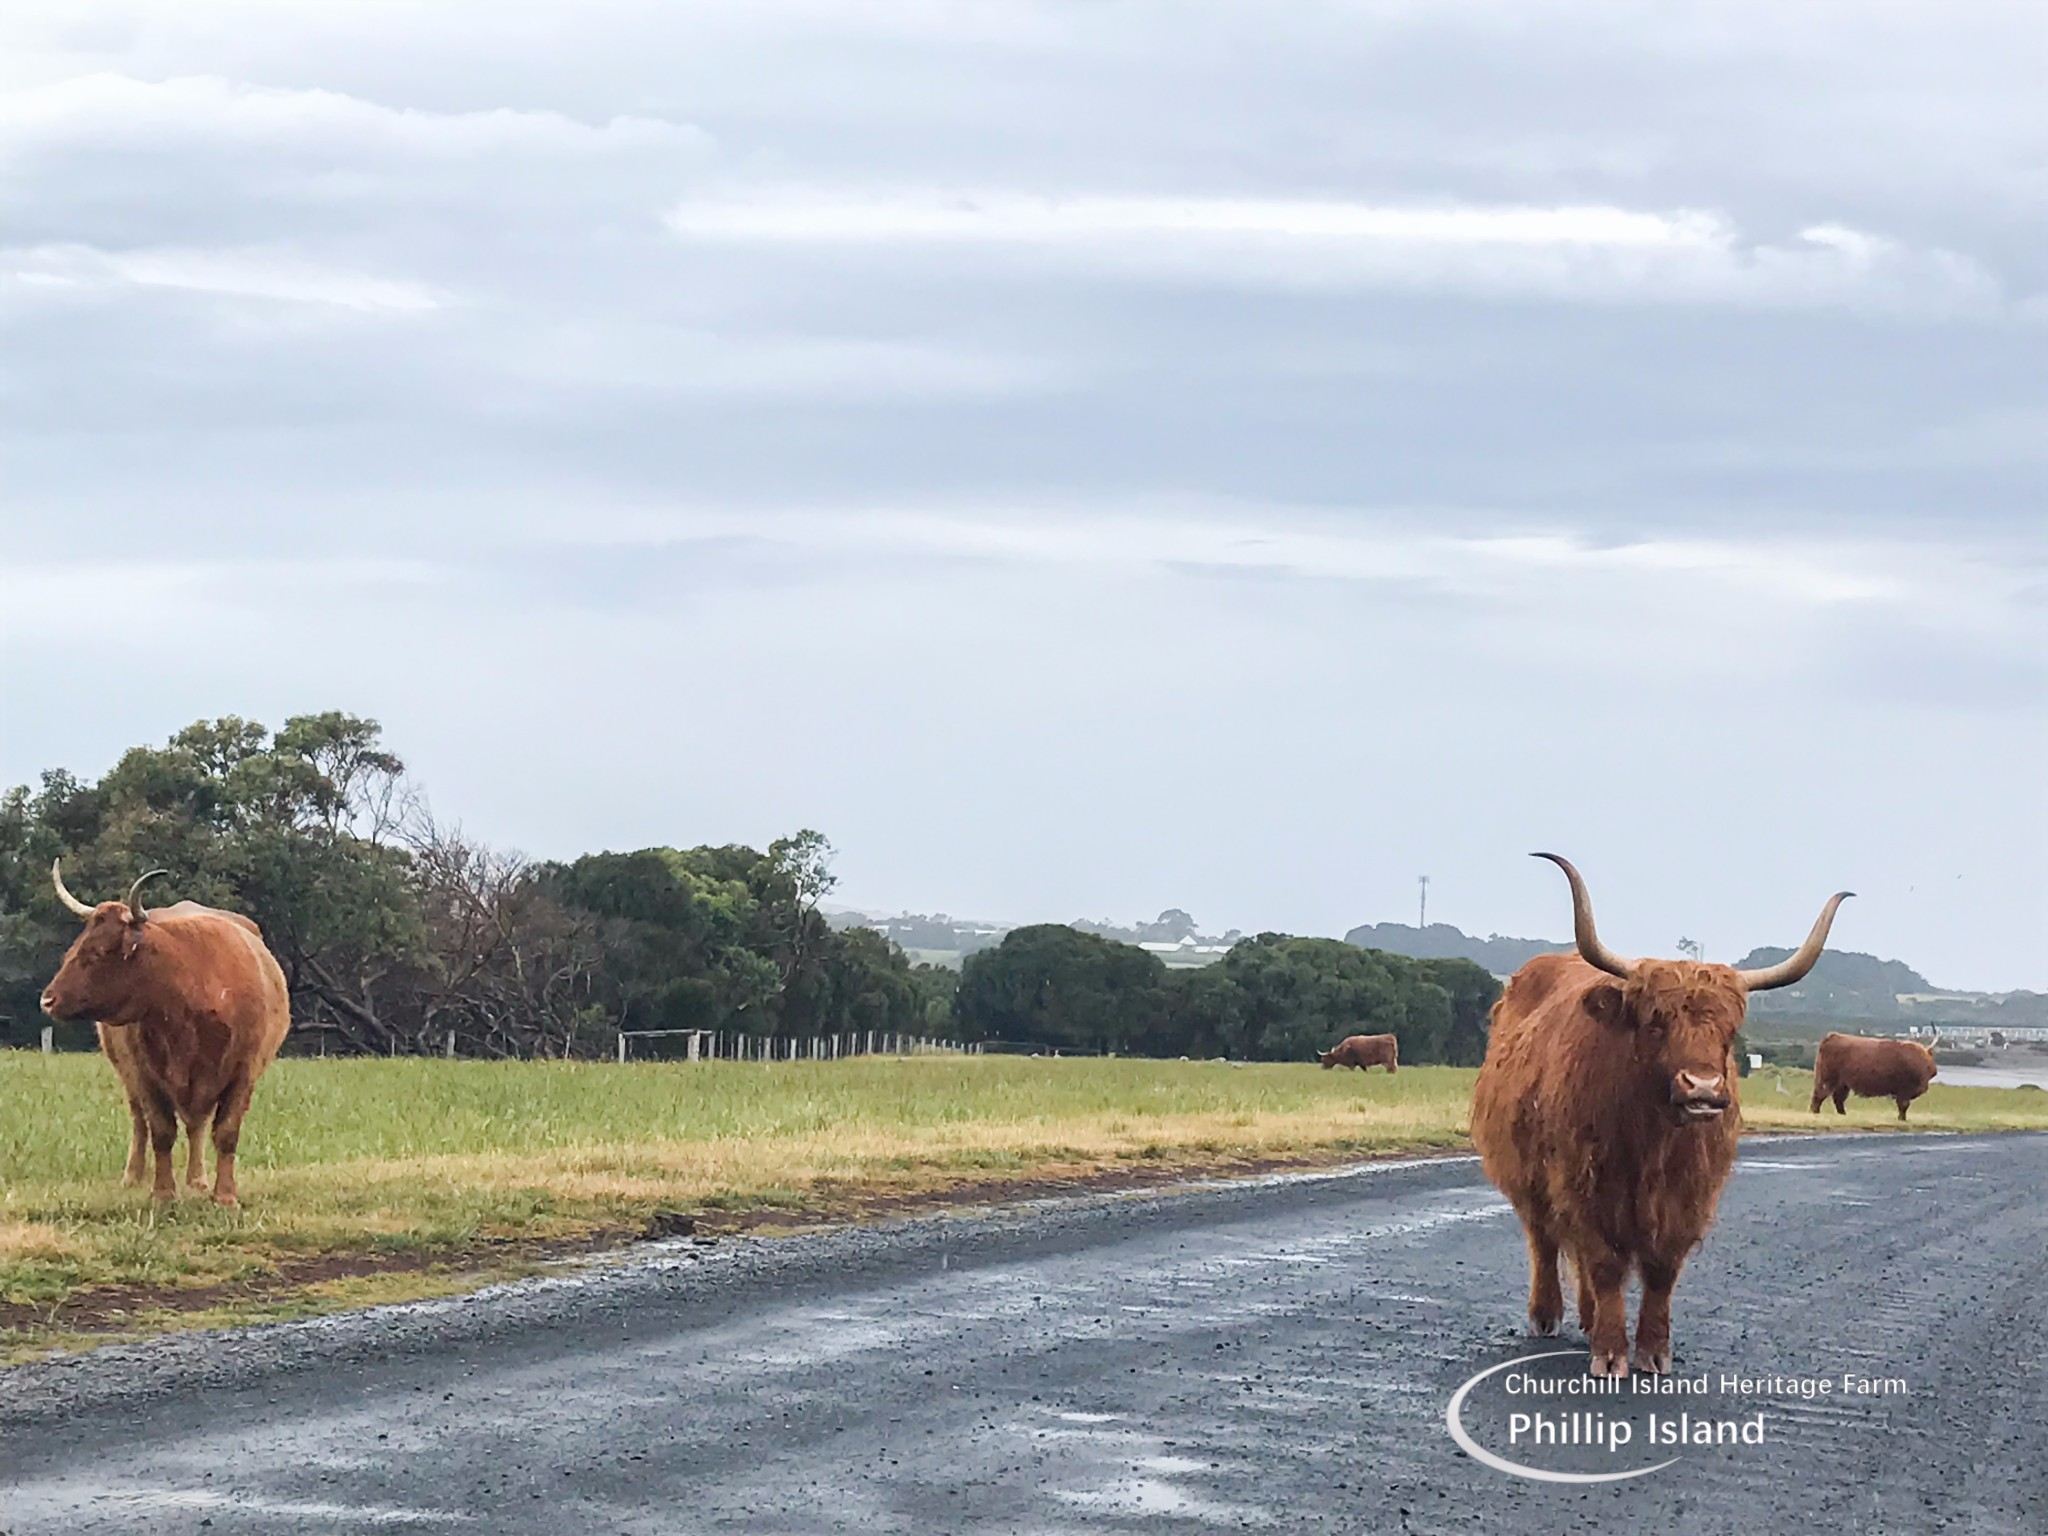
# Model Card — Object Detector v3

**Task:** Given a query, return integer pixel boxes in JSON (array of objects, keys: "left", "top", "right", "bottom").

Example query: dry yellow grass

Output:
[
  {"left": 0, "top": 1220, "right": 81, "bottom": 1263},
  {"left": 0, "top": 1053, "right": 2040, "bottom": 1351},
  {"left": 0, "top": 1054, "right": 1473, "bottom": 1321}
]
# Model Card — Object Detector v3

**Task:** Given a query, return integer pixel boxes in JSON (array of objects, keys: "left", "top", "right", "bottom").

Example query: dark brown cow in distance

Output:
[
  {"left": 1471, "top": 854, "right": 1851, "bottom": 1377},
  {"left": 42, "top": 862, "right": 291, "bottom": 1207},
  {"left": 1319, "top": 1034, "right": 1399, "bottom": 1072},
  {"left": 1811, "top": 1032, "right": 1937, "bottom": 1121}
]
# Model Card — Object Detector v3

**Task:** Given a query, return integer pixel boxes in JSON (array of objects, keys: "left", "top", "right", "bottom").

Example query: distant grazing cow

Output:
[
  {"left": 1319, "top": 1034, "right": 1399, "bottom": 1073},
  {"left": 1470, "top": 854, "right": 1850, "bottom": 1377},
  {"left": 42, "top": 862, "right": 291, "bottom": 1206},
  {"left": 1811, "top": 1033, "right": 1937, "bottom": 1121}
]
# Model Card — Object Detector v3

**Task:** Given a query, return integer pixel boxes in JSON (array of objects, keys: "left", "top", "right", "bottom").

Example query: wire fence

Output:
[{"left": 614, "top": 1030, "right": 981, "bottom": 1064}]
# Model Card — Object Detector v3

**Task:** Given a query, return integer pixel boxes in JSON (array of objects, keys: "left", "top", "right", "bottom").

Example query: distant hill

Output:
[
  {"left": 1337, "top": 924, "right": 2039, "bottom": 1022},
  {"left": 1733, "top": 947, "right": 1931, "bottom": 1020},
  {"left": 1735, "top": 947, "right": 2046, "bottom": 1026},
  {"left": 821, "top": 907, "right": 1009, "bottom": 961},
  {"left": 1073, "top": 909, "right": 1242, "bottom": 948},
  {"left": 825, "top": 906, "right": 1243, "bottom": 970},
  {"left": 831, "top": 905, "right": 2038, "bottom": 1021},
  {"left": 1341, "top": 922, "right": 1567, "bottom": 977}
]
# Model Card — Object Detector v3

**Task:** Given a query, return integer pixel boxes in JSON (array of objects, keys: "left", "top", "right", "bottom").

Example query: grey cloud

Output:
[
  {"left": 0, "top": 0, "right": 2041, "bottom": 987},
  {"left": 663, "top": 191, "right": 2008, "bottom": 319}
]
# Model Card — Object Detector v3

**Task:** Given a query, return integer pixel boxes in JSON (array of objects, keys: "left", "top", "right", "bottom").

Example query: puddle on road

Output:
[
  {"left": 4, "top": 1485, "right": 472, "bottom": 1528},
  {"left": 1053, "top": 1476, "right": 1267, "bottom": 1523},
  {"left": 1020, "top": 1406, "right": 1270, "bottom": 1527}
]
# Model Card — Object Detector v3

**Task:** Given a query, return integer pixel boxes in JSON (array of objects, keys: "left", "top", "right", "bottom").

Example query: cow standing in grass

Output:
[
  {"left": 1470, "top": 854, "right": 1850, "bottom": 1377},
  {"left": 1811, "top": 1033, "right": 1937, "bottom": 1121},
  {"left": 42, "top": 862, "right": 291, "bottom": 1207},
  {"left": 1319, "top": 1034, "right": 1398, "bottom": 1073},
  {"left": 98, "top": 1014, "right": 208, "bottom": 1190}
]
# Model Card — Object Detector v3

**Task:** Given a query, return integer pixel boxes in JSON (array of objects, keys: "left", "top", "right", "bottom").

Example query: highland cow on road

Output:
[{"left": 1470, "top": 854, "right": 1851, "bottom": 1378}]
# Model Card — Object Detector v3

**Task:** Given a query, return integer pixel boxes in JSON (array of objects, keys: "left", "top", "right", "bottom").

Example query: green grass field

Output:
[{"left": 1, "top": 1052, "right": 2041, "bottom": 1351}]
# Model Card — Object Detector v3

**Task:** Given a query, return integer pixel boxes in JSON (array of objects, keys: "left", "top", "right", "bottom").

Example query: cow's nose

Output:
[
  {"left": 38, "top": 990, "right": 57, "bottom": 1016},
  {"left": 1675, "top": 1070, "right": 1725, "bottom": 1100}
]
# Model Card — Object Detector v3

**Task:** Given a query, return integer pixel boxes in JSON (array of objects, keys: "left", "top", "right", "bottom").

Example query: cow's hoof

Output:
[
  {"left": 211, "top": 1192, "right": 239, "bottom": 1209},
  {"left": 1633, "top": 1346, "right": 1672, "bottom": 1375},
  {"left": 1589, "top": 1349, "right": 1630, "bottom": 1378}
]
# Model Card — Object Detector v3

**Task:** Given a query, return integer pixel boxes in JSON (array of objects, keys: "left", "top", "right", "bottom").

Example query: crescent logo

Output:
[{"left": 1444, "top": 1351, "right": 1682, "bottom": 1484}]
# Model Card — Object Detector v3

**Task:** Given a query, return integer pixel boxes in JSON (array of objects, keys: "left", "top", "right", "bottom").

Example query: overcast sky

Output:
[{"left": 2, "top": 2, "right": 2041, "bottom": 989}]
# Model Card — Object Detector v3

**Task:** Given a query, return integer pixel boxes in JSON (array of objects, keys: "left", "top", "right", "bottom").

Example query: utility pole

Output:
[{"left": 1418, "top": 875, "right": 1430, "bottom": 929}]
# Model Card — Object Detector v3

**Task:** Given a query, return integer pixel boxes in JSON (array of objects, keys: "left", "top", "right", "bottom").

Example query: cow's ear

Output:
[
  {"left": 120, "top": 924, "right": 146, "bottom": 960},
  {"left": 1584, "top": 982, "right": 1629, "bottom": 1030}
]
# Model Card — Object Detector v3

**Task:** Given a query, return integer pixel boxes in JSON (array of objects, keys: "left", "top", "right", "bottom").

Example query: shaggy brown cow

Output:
[
  {"left": 1319, "top": 1034, "right": 1399, "bottom": 1072},
  {"left": 98, "top": 1018, "right": 209, "bottom": 1189},
  {"left": 1811, "top": 1033, "right": 1937, "bottom": 1121},
  {"left": 1471, "top": 854, "right": 1850, "bottom": 1377},
  {"left": 42, "top": 862, "right": 291, "bottom": 1207}
]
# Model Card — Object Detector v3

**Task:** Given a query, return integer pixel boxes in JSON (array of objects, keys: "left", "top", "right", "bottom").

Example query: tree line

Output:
[
  {"left": 0, "top": 714, "right": 1498, "bottom": 1064},
  {"left": 0, "top": 714, "right": 954, "bottom": 1057},
  {"left": 956, "top": 924, "right": 1496, "bottom": 1064}
]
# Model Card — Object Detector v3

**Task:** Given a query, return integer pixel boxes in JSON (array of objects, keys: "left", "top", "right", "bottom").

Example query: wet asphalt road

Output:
[{"left": 3, "top": 1133, "right": 2044, "bottom": 1535}]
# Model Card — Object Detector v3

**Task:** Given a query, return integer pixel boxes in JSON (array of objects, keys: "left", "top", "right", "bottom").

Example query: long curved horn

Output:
[
  {"left": 1737, "top": 891, "right": 1854, "bottom": 992},
  {"left": 124, "top": 868, "right": 170, "bottom": 923},
  {"left": 1531, "top": 852, "right": 1634, "bottom": 978},
  {"left": 51, "top": 859, "right": 95, "bottom": 918}
]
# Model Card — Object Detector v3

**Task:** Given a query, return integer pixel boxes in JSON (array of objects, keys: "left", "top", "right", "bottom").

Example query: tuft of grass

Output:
[
  {"left": 0, "top": 1262, "right": 549, "bottom": 1365},
  {"left": 0, "top": 1053, "right": 2041, "bottom": 1346}
]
